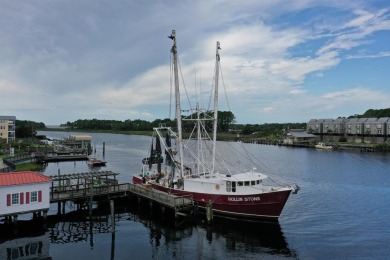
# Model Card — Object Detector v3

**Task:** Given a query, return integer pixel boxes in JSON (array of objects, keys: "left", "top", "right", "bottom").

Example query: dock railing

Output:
[{"left": 51, "top": 183, "right": 130, "bottom": 202}]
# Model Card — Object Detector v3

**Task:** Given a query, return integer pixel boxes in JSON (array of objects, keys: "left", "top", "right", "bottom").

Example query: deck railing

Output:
[{"left": 50, "top": 183, "right": 193, "bottom": 209}]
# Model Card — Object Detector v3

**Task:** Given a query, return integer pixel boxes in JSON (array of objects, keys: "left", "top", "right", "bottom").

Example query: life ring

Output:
[{"left": 215, "top": 184, "right": 220, "bottom": 190}]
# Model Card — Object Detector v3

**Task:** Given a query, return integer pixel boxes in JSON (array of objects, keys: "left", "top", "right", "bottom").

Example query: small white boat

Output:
[
  {"left": 315, "top": 142, "right": 333, "bottom": 150},
  {"left": 87, "top": 157, "right": 107, "bottom": 167}
]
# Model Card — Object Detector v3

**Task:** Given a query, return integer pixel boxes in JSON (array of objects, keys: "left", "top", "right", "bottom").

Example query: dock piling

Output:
[
  {"left": 206, "top": 200, "right": 213, "bottom": 224},
  {"left": 110, "top": 200, "right": 115, "bottom": 233}
]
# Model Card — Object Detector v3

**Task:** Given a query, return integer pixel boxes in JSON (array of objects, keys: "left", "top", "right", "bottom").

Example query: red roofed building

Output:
[{"left": 0, "top": 171, "right": 52, "bottom": 220}]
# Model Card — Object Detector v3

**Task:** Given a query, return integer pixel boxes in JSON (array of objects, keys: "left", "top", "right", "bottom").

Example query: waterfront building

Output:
[
  {"left": 0, "top": 171, "right": 52, "bottom": 221},
  {"left": 61, "top": 135, "right": 92, "bottom": 149},
  {"left": 0, "top": 116, "right": 16, "bottom": 144},
  {"left": 308, "top": 117, "right": 390, "bottom": 144},
  {"left": 307, "top": 119, "right": 325, "bottom": 134},
  {"left": 345, "top": 118, "right": 363, "bottom": 135},
  {"left": 325, "top": 118, "right": 345, "bottom": 135},
  {"left": 283, "top": 129, "right": 318, "bottom": 146}
]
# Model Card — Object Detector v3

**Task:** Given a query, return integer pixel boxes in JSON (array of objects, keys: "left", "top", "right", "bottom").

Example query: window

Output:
[
  {"left": 226, "top": 181, "right": 232, "bottom": 192},
  {"left": 251, "top": 181, "right": 256, "bottom": 186},
  {"left": 237, "top": 181, "right": 243, "bottom": 186},
  {"left": 257, "top": 180, "right": 260, "bottom": 185},
  {"left": 244, "top": 181, "right": 250, "bottom": 186},
  {"left": 232, "top": 182, "right": 236, "bottom": 192},
  {"left": 378, "top": 129, "right": 382, "bottom": 134},
  {"left": 30, "top": 191, "right": 38, "bottom": 203},
  {"left": 11, "top": 193, "right": 19, "bottom": 205}
]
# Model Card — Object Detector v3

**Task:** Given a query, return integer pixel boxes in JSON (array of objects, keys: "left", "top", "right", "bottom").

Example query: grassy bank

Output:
[{"left": 15, "top": 162, "right": 44, "bottom": 172}]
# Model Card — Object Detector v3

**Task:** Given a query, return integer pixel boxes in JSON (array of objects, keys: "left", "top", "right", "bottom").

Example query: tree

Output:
[
  {"left": 15, "top": 120, "right": 44, "bottom": 138},
  {"left": 218, "top": 111, "right": 235, "bottom": 132}
]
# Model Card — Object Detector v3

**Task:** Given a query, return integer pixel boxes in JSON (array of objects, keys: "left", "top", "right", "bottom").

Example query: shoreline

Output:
[{"left": 38, "top": 128, "right": 390, "bottom": 153}]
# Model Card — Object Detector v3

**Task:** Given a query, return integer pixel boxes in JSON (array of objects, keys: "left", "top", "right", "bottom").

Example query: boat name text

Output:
[{"left": 228, "top": 197, "right": 260, "bottom": 202}]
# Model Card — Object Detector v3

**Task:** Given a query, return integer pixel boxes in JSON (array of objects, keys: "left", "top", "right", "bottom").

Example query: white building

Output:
[{"left": 0, "top": 171, "right": 52, "bottom": 219}]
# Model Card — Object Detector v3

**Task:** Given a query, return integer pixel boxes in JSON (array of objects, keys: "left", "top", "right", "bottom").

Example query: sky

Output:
[{"left": 1, "top": 0, "right": 390, "bottom": 125}]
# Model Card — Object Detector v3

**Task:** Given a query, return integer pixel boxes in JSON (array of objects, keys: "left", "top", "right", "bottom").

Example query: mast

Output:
[
  {"left": 168, "top": 30, "right": 185, "bottom": 183},
  {"left": 212, "top": 42, "right": 221, "bottom": 172}
]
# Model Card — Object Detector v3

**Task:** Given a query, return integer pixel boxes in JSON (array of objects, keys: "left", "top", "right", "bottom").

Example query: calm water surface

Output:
[{"left": 1, "top": 131, "right": 389, "bottom": 259}]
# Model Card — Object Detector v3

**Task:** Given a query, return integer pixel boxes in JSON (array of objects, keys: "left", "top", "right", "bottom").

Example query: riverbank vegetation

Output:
[
  {"left": 12, "top": 107, "right": 390, "bottom": 143},
  {"left": 15, "top": 162, "right": 44, "bottom": 172},
  {"left": 40, "top": 113, "right": 306, "bottom": 141}
]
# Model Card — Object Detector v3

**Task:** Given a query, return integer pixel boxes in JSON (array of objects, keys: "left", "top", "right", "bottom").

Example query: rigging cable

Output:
[
  {"left": 177, "top": 58, "right": 193, "bottom": 111},
  {"left": 219, "top": 62, "right": 231, "bottom": 112}
]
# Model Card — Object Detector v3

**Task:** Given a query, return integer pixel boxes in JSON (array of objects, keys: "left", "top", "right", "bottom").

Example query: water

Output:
[{"left": 1, "top": 131, "right": 390, "bottom": 259}]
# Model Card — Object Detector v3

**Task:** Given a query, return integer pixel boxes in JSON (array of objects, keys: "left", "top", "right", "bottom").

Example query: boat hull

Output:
[{"left": 132, "top": 175, "right": 291, "bottom": 220}]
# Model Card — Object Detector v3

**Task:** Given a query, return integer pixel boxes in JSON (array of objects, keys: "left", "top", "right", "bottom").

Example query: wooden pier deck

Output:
[
  {"left": 48, "top": 171, "right": 194, "bottom": 214},
  {"left": 50, "top": 183, "right": 193, "bottom": 210},
  {"left": 129, "top": 184, "right": 193, "bottom": 211},
  {"left": 39, "top": 154, "right": 89, "bottom": 163}
]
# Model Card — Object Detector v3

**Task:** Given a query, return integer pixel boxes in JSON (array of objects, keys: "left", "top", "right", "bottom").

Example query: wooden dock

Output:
[
  {"left": 38, "top": 154, "right": 89, "bottom": 163},
  {"left": 50, "top": 183, "right": 193, "bottom": 212},
  {"left": 128, "top": 184, "right": 194, "bottom": 212},
  {"left": 48, "top": 171, "right": 195, "bottom": 220}
]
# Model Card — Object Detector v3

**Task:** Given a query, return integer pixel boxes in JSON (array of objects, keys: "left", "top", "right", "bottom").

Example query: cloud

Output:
[
  {"left": 0, "top": 1, "right": 389, "bottom": 124},
  {"left": 317, "top": 8, "right": 390, "bottom": 55},
  {"left": 346, "top": 51, "right": 390, "bottom": 59}
]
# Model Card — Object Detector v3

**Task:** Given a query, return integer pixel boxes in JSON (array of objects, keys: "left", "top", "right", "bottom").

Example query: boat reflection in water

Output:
[
  {"left": 127, "top": 203, "right": 297, "bottom": 259},
  {"left": 204, "top": 219, "right": 296, "bottom": 258},
  {"left": 0, "top": 199, "right": 296, "bottom": 259}
]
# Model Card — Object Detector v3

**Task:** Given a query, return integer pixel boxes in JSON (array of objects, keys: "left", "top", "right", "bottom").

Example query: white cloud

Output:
[
  {"left": 346, "top": 51, "right": 390, "bottom": 59},
  {"left": 0, "top": 1, "right": 389, "bottom": 124}
]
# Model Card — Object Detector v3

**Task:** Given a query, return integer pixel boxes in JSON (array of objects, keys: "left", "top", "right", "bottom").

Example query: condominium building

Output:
[
  {"left": 0, "top": 116, "right": 16, "bottom": 143},
  {"left": 308, "top": 117, "right": 390, "bottom": 144}
]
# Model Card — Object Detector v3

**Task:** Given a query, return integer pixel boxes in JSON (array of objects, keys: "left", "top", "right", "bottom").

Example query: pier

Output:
[
  {"left": 36, "top": 151, "right": 89, "bottom": 163},
  {"left": 48, "top": 171, "right": 195, "bottom": 222}
]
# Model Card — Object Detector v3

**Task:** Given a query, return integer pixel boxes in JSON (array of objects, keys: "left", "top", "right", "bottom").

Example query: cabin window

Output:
[
  {"left": 237, "top": 182, "right": 243, "bottom": 186},
  {"left": 226, "top": 181, "right": 232, "bottom": 192},
  {"left": 30, "top": 191, "right": 38, "bottom": 203},
  {"left": 251, "top": 181, "right": 256, "bottom": 186},
  {"left": 244, "top": 181, "right": 250, "bottom": 186},
  {"left": 232, "top": 182, "right": 236, "bottom": 192},
  {"left": 11, "top": 193, "right": 19, "bottom": 205}
]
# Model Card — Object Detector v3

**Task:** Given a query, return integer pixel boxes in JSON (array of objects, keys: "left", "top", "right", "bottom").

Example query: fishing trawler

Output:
[{"left": 132, "top": 30, "right": 298, "bottom": 220}]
